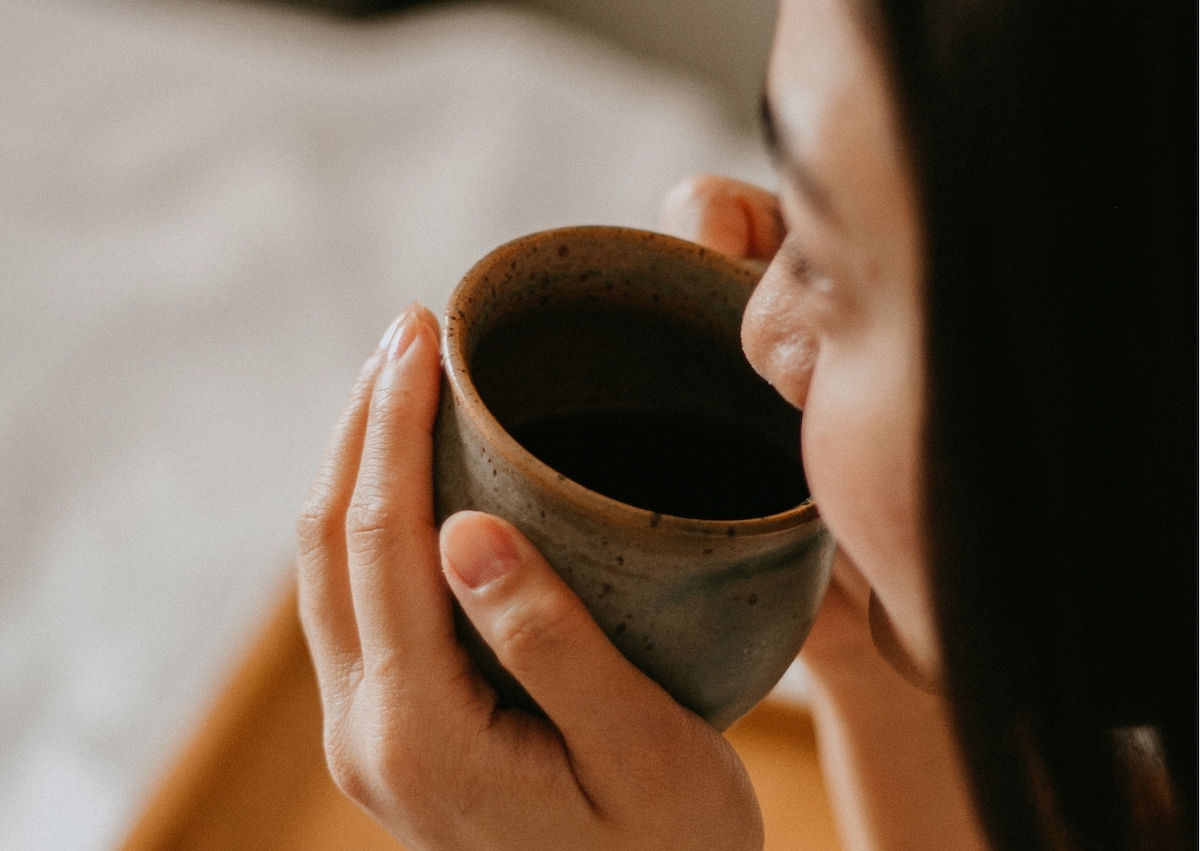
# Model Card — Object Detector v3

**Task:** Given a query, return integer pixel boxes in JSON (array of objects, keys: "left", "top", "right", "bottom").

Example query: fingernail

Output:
[
  {"left": 378, "top": 314, "right": 405, "bottom": 350},
  {"left": 442, "top": 513, "right": 520, "bottom": 589},
  {"left": 386, "top": 311, "right": 420, "bottom": 361}
]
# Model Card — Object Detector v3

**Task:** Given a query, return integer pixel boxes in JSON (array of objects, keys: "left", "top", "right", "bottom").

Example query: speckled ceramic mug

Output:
[{"left": 433, "top": 226, "right": 834, "bottom": 730}]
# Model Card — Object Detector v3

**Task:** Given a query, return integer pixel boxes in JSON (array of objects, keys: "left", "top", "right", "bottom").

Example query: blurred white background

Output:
[{"left": 0, "top": 0, "right": 784, "bottom": 847}]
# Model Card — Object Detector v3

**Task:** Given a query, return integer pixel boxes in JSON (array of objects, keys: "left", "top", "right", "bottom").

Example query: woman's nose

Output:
[{"left": 740, "top": 257, "right": 817, "bottom": 411}]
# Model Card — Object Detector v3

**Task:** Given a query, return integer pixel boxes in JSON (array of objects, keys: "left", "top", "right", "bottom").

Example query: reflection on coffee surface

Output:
[
  {"left": 511, "top": 409, "right": 806, "bottom": 520},
  {"left": 471, "top": 300, "right": 806, "bottom": 521}
]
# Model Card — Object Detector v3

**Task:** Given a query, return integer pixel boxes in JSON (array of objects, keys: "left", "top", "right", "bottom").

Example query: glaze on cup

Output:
[{"left": 433, "top": 226, "right": 834, "bottom": 730}]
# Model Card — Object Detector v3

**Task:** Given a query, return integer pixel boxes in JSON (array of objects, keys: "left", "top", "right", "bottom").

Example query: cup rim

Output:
[{"left": 441, "top": 225, "right": 821, "bottom": 536}]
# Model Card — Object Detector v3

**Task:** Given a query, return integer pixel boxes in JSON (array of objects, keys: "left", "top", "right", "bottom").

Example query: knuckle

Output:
[
  {"left": 492, "top": 588, "right": 580, "bottom": 667},
  {"left": 326, "top": 753, "right": 369, "bottom": 806},
  {"left": 321, "top": 691, "right": 497, "bottom": 844},
  {"left": 344, "top": 493, "right": 394, "bottom": 554},
  {"left": 296, "top": 482, "right": 342, "bottom": 555},
  {"left": 323, "top": 720, "right": 371, "bottom": 805},
  {"left": 324, "top": 701, "right": 426, "bottom": 813}
]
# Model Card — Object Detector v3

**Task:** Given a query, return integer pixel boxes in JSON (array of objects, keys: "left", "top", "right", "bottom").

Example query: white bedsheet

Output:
[{"left": 0, "top": 1, "right": 788, "bottom": 847}]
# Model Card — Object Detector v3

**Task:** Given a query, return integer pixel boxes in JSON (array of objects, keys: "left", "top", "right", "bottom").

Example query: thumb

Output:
[{"left": 439, "top": 511, "right": 679, "bottom": 741}]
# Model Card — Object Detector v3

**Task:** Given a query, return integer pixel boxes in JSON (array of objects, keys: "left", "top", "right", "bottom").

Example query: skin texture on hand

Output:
[{"left": 295, "top": 305, "right": 763, "bottom": 851}]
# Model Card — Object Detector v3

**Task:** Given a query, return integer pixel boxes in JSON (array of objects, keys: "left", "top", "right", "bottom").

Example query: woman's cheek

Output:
[
  {"left": 803, "top": 350, "right": 938, "bottom": 672},
  {"left": 799, "top": 381, "right": 856, "bottom": 553},
  {"left": 800, "top": 357, "right": 920, "bottom": 589}
]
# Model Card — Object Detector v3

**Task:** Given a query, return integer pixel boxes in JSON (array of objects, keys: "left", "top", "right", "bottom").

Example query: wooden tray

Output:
[{"left": 120, "top": 580, "right": 842, "bottom": 851}]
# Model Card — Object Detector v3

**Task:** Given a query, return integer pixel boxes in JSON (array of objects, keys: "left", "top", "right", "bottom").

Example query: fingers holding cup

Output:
[
  {"left": 342, "top": 305, "right": 468, "bottom": 679},
  {"left": 659, "top": 174, "right": 785, "bottom": 261}
]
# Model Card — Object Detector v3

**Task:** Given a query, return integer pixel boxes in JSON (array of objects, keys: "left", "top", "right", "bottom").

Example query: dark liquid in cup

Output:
[
  {"left": 471, "top": 300, "right": 807, "bottom": 522},
  {"left": 511, "top": 409, "right": 807, "bottom": 520}
]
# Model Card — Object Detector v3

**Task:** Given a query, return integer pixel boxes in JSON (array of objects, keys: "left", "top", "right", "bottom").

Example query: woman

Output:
[{"left": 295, "top": 0, "right": 1195, "bottom": 848}]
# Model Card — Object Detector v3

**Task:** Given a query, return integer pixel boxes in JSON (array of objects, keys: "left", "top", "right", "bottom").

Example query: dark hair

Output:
[{"left": 871, "top": 0, "right": 1197, "bottom": 848}]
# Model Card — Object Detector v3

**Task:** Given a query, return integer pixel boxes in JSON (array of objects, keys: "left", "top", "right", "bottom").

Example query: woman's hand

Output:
[
  {"left": 659, "top": 174, "right": 787, "bottom": 263},
  {"left": 296, "top": 304, "right": 762, "bottom": 851}
]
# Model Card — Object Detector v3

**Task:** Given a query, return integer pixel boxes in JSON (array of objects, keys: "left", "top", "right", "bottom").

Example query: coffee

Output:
[
  {"left": 511, "top": 410, "right": 806, "bottom": 520},
  {"left": 470, "top": 299, "right": 805, "bottom": 522}
]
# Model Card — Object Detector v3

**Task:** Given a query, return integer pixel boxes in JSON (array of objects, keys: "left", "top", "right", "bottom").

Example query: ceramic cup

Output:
[{"left": 433, "top": 226, "right": 834, "bottom": 730}]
